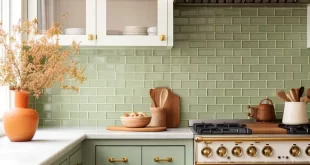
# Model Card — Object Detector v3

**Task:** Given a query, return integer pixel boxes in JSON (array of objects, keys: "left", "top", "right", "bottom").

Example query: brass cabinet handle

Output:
[
  {"left": 154, "top": 157, "right": 173, "bottom": 162},
  {"left": 88, "top": 34, "right": 94, "bottom": 40},
  {"left": 108, "top": 157, "right": 128, "bottom": 162},
  {"left": 160, "top": 35, "right": 165, "bottom": 41}
]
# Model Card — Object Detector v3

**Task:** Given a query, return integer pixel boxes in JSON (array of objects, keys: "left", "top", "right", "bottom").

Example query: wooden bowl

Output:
[{"left": 120, "top": 116, "right": 152, "bottom": 128}]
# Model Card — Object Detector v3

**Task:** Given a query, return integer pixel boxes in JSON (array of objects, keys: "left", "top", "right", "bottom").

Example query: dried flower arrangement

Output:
[{"left": 0, "top": 19, "right": 86, "bottom": 98}]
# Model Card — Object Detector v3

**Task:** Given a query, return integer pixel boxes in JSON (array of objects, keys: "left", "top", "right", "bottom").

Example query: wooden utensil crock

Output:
[{"left": 148, "top": 107, "right": 166, "bottom": 127}]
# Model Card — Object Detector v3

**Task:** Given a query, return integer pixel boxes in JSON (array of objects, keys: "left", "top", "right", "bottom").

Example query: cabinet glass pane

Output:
[
  {"left": 37, "top": 0, "right": 86, "bottom": 35},
  {"left": 106, "top": 0, "right": 158, "bottom": 36}
]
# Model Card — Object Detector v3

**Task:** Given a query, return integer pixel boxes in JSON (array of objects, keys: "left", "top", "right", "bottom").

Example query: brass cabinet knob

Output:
[
  {"left": 306, "top": 146, "right": 310, "bottom": 156},
  {"left": 108, "top": 157, "right": 128, "bottom": 162},
  {"left": 246, "top": 146, "right": 257, "bottom": 157},
  {"left": 290, "top": 146, "right": 301, "bottom": 157},
  {"left": 216, "top": 146, "right": 227, "bottom": 157},
  {"left": 232, "top": 146, "right": 242, "bottom": 157},
  {"left": 88, "top": 34, "right": 94, "bottom": 40},
  {"left": 154, "top": 157, "right": 173, "bottom": 162},
  {"left": 262, "top": 146, "right": 273, "bottom": 157},
  {"left": 201, "top": 147, "right": 212, "bottom": 157},
  {"left": 160, "top": 35, "right": 165, "bottom": 41}
]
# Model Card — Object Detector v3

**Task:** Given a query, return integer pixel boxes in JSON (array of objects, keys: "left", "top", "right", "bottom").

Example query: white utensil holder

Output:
[{"left": 282, "top": 102, "right": 308, "bottom": 125}]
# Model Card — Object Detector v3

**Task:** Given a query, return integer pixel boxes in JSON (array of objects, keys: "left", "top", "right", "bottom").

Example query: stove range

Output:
[{"left": 190, "top": 119, "right": 310, "bottom": 165}]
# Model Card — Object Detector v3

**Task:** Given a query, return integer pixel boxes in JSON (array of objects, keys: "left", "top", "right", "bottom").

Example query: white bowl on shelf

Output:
[
  {"left": 64, "top": 28, "right": 86, "bottom": 35},
  {"left": 148, "top": 32, "right": 157, "bottom": 36},
  {"left": 147, "top": 27, "right": 157, "bottom": 33},
  {"left": 123, "top": 26, "right": 147, "bottom": 34}
]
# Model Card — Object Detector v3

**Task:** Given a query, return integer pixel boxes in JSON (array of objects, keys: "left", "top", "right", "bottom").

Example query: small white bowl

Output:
[
  {"left": 64, "top": 28, "right": 86, "bottom": 35},
  {"left": 147, "top": 27, "right": 157, "bottom": 33},
  {"left": 148, "top": 32, "right": 157, "bottom": 36}
]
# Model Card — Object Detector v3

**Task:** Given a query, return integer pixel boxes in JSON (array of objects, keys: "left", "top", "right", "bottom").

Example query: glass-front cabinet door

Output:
[
  {"left": 96, "top": 0, "right": 168, "bottom": 46},
  {"left": 27, "top": 0, "right": 96, "bottom": 46}
]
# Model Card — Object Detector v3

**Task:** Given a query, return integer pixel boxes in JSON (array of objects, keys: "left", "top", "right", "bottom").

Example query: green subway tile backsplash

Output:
[{"left": 35, "top": 6, "right": 310, "bottom": 127}]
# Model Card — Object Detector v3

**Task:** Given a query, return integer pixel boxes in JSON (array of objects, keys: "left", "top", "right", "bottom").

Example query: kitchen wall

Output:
[{"left": 33, "top": 6, "right": 310, "bottom": 127}]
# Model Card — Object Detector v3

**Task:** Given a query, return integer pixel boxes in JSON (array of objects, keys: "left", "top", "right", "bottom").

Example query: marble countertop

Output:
[{"left": 0, "top": 127, "right": 193, "bottom": 165}]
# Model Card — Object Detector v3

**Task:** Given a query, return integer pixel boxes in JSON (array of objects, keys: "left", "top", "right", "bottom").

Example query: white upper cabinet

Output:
[
  {"left": 27, "top": 0, "right": 96, "bottom": 46},
  {"left": 27, "top": 0, "right": 173, "bottom": 48}
]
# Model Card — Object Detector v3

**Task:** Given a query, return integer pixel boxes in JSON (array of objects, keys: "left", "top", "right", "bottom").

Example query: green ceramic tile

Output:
[
  {"left": 260, "top": 41, "right": 276, "bottom": 48},
  {"left": 97, "top": 88, "right": 115, "bottom": 95},
  {"left": 250, "top": 65, "right": 266, "bottom": 72},
  {"left": 216, "top": 97, "right": 232, "bottom": 104},
  {"left": 43, "top": 120, "right": 60, "bottom": 127},
  {"left": 259, "top": 73, "right": 276, "bottom": 80},
  {"left": 233, "top": 97, "right": 249, "bottom": 104},
  {"left": 97, "top": 64, "right": 115, "bottom": 72},
  {"left": 275, "top": 9, "right": 291, "bottom": 16},
  {"left": 292, "top": 41, "right": 306, "bottom": 48},
  {"left": 293, "top": 73, "right": 308, "bottom": 80},
  {"left": 208, "top": 105, "right": 224, "bottom": 113},
  {"left": 233, "top": 65, "right": 250, "bottom": 72},
  {"left": 181, "top": 96, "right": 197, "bottom": 105},
  {"left": 116, "top": 73, "right": 135, "bottom": 80},
  {"left": 243, "top": 73, "right": 259, "bottom": 80},
  {"left": 207, "top": 41, "right": 224, "bottom": 48},
  {"left": 292, "top": 25, "right": 306, "bottom": 32},
  {"left": 173, "top": 41, "right": 189, "bottom": 48},
  {"left": 52, "top": 112, "right": 69, "bottom": 119},
  {"left": 180, "top": 65, "right": 197, "bottom": 72},
  {"left": 198, "top": 112, "right": 215, "bottom": 119},
  {"left": 124, "top": 96, "right": 141, "bottom": 104},
  {"left": 115, "top": 88, "right": 133, "bottom": 96},
  {"left": 267, "top": 33, "right": 283, "bottom": 40},
  {"left": 284, "top": 49, "right": 300, "bottom": 56},
  {"left": 52, "top": 96, "right": 71, "bottom": 103},
  {"left": 242, "top": 89, "right": 259, "bottom": 96},
  {"left": 233, "top": 113, "right": 249, "bottom": 119},
  {"left": 233, "top": 49, "right": 250, "bottom": 56},
  {"left": 190, "top": 89, "right": 206, "bottom": 96},
  {"left": 233, "top": 33, "right": 249, "bottom": 40},
  {"left": 301, "top": 49, "right": 310, "bottom": 56},
  {"left": 144, "top": 57, "right": 162, "bottom": 64},
  {"left": 126, "top": 80, "right": 144, "bottom": 88},
  {"left": 216, "top": 81, "right": 233, "bottom": 88},
  {"left": 182, "top": 81, "right": 198, "bottom": 88},
  {"left": 97, "top": 120, "right": 115, "bottom": 126},
  {"left": 172, "top": 57, "right": 189, "bottom": 64},
  {"left": 190, "top": 41, "right": 206, "bottom": 48},
  {"left": 207, "top": 73, "right": 224, "bottom": 80},
  {"left": 154, "top": 65, "right": 170, "bottom": 72},
  {"left": 224, "top": 41, "right": 241, "bottom": 48},
  {"left": 259, "top": 57, "right": 274, "bottom": 64},
  {"left": 275, "top": 25, "right": 291, "bottom": 32},
  {"left": 206, "top": 18, "right": 215, "bottom": 24},
  {"left": 198, "top": 49, "right": 215, "bottom": 56},
  {"left": 97, "top": 104, "right": 114, "bottom": 112},
  {"left": 189, "top": 18, "right": 205, "bottom": 25},
  {"left": 224, "top": 73, "right": 242, "bottom": 80},
  {"left": 216, "top": 49, "right": 233, "bottom": 56},
  {"left": 207, "top": 57, "right": 224, "bottom": 64},
  {"left": 225, "top": 57, "right": 242, "bottom": 64},
  {"left": 284, "top": 17, "right": 300, "bottom": 24},
  {"left": 292, "top": 57, "right": 308, "bottom": 64},
  {"left": 301, "top": 80, "right": 310, "bottom": 86},
  {"left": 276, "top": 41, "right": 291, "bottom": 48},
  {"left": 117, "top": 49, "right": 134, "bottom": 56},
  {"left": 199, "top": 25, "right": 215, "bottom": 32},
  {"left": 242, "top": 41, "right": 259, "bottom": 48},
  {"left": 241, "top": 9, "right": 257, "bottom": 16},
  {"left": 191, "top": 57, "right": 207, "bottom": 64},
  {"left": 61, "top": 120, "right": 79, "bottom": 127},
  {"left": 79, "top": 120, "right": 97, "bottom": 126},
  {"left": 215, "top": 17, "right": 231, "bottom": 24},
  {"left": 267, "top": 17, "right": 284, "bottom": 24},
  {"left": 267, "top": 80, "right": 287, "bottom": 89},
  {"left": 215, "top": 33, "right": 233, "bottom": 40},
  {"left": 198, "top": 81, "right": 216, "bottom": 88},
  {"left": 250, "top": 97, "right": 266, "bottom": 104},
  {"left": 145, "top": 73, "right": 163, "bottom": 80},
  {"left": 276, "top": 73, "right": 292, "bottom": 80},
  {"left": 251, "top": 33, "right": 267, "bottom": 40},
  {"left": 292, "top": 9, "right": 306, "bottom": 16},
  {"left": 251, "top": 49, "right": 266, "bottom": 56},
  {"left": 300, "top": 17, "right": 307, "bottom": 24},
  {"left": 284, "top": 65, "right": 301, "bottom": 72},
  {"left": 190, "top": 34, "right": 207, "bottom": 40},
  {"left": 216, "top": 65, "right": 233, "bottom": 72},
  {"left": 88, "top": 112, "right": 106, "bottom": 120},
  {"left": 181, "top": 112, "right": 197, "bottom": 120},
  {"left": 78, "top": 104, "right": 96, "bottom": 111},
  {"left": 259, "top": 89, "right": 276, "bottom": 96},
  {"left": 250, "top": 81, "right": 266, "bottom": 88},
  {"left": 259, "top": 25, "right": 274, "bottom": 32},
  {"left": 207, "top": 89, "right": 225, "bottom": 96},
  {"left": 267, "top": 49, "right": 282, "bottom": 56},
  {"left": 275, "top": 57, "right": 291, "bottom": 64},
  {"left": 284, "top": 33, "right": 301, "bottom": 40},
  {"left": 250, "top": 17, "right": 266, "bottom": 24},
  {"left": 70, "top": 112, "right": 88, "bottom": 119},
  {"left": 243, "top": 57, "right": 259, "bottom": 64},
  {"left": 233, "top": 81, "right": 250, "bottom": 88},
  {"left": 61, "top": 104, "right": 79, "bottom": 112},
  {"left": 181, "top": 10, "right": 197, "bottom": 16},
  {"left": 284, "top": 80, "right": 301, "bottom": 88},
  {"left": 233, "top": 17, "right": 249, "bottom": 24},
  {"left": 258, "top": 9, "right": 274, "bottom": 16},
  {"left": 172, "top": 73, "right": 189, "bottom": 80},
  {"left": 134, "top": 49, "right": 152, "bottom": 56},
  {"left": 88, "top": 96, "right": 106, "bottom": 103},
  {"left": 267, "top": 65, "right": 284, "bottom": 72},
  {"left": 190, "top": 73, "right": 206, "bottom": 80},
  {"left": 224, "top": 25, "right": 240, "bottom": 32},
  {"left": 241, "top": 25, "right": 258, "bottom": 32},
  {"left": 224, "top": 9, "right": 240, "bottom": 16},
  {"left": 189, "top": 105, "right": 206, "bottom": 112},
  {"left": 180, "top": 26, "right": 197, "bottom": 32},
  {"left": 225, "top": 89, "right": 241, "bottom": 96}
]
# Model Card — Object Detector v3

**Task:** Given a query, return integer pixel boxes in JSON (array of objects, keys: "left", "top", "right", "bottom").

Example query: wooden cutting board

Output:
[
  {"left": 244, "top": 123, "right": 287, "bottom": 134},
  {"left": 107, "top": 126, "right": 167, "bottom": 132},
  {"left": 152, "top": 87, "right": 180, "bottom": 128}
]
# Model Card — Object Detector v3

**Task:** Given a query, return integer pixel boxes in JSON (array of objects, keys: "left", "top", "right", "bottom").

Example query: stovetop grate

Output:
[
  {"left": 193, "top": 122, "right": 252, "bottom": 135},
  {"left": 278, "top": 124, "right": 310, "bottom": 134}
]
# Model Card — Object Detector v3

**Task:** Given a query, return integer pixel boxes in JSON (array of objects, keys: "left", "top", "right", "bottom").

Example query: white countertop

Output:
[{"left": 0, "top": 127, "right": 193, "bottom": 165}]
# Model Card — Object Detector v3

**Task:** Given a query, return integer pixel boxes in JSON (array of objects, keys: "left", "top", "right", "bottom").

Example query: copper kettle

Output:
[{"left": 248, "top": 98, "right": 276, "bottom": 122}]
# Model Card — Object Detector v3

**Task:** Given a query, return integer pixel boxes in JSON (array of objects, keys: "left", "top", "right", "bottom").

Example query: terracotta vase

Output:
[{"left": 3, "top": 90, "right": 39, "bottom": 142}]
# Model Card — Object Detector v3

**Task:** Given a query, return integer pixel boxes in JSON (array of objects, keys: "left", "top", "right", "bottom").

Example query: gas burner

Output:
[
  {"left": 278, "top": 124, "right": 310, "bottom": 134},
  {"left": 193, "top": 122, "right": 252, "bottom": 135}
]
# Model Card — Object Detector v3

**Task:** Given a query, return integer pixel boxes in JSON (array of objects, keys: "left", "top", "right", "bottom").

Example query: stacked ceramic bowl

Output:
[
  {"left": 147, "top": 27, "right": 157, "bottom": 36},
  {"left": 64, "top": 28, "right": 86, "bottom": 35},
  {"left": 122, "top": 26, "right": 147, "bottom": 35}
]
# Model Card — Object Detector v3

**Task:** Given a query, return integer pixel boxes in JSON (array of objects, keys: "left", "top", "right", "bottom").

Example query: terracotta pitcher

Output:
[
  {"left": 248, "top": 98, "right": 276, "bottom": 122},
  {"left": 3, "top": 90, "right": 39, "bottom": 142}
]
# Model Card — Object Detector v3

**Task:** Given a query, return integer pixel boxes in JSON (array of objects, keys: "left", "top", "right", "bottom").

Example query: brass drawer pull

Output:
[
  {"left": 108, "top": 157, "right": 128, "bottom": 162},
  {"left": 154, "top": 157, "right": 173, "bottom": 162},
  {"left": 160, "top": 35, "right": 165, "bottom": 41}
]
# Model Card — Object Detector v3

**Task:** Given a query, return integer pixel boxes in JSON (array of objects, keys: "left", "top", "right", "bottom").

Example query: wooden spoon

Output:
[
  {"left": 298, "top": 86, "right": 304, "bottom": 101},
  {"left": 294, "top": 88, "right": 300, "bottom": 102},
  {"left": 307, "top": 88, "right": 310, "bottom": 99},
  {"left": 286, "top": 93, "right": 293, "bottom": 102},
  {"left": 290, "top": 88, "right": 297, "bottom": 102},
  {"left": 150, "top": 89, "right": 157, "bottom": 107},
  {"left": 159, "top": 88, "right": 168, "bottom": 108},
  {"left": 276, "top": 90, "right": 290, "bottom": 102}
]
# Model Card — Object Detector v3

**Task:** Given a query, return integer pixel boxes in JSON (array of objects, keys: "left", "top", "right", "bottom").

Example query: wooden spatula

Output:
[
  {"left": 159, "top": 88, "right": 168, "bottom": 108},
  {"left": 276, "top": 90, "right": 290, "bottom": 102},
  {"left": 150, "top": 89, "right": 157, "bottom": 107},
  {"left": 286, "top": 93, "right": 293, "bottom": 102},
  {"left": 290, "top": 88, "right": 297, "bottom": 102}
]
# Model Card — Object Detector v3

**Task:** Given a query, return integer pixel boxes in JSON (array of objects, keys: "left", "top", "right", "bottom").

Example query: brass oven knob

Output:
[
  {"left": 290, "top": 146, "right": 301, "bottom": 157},
  {"left": 201, "top": 147, "right": 212, "bottom": 157},
  {"left": 217, "top": 146, "right": 227, "bottom": 157},
  {"left": 306, "top": 146, "right": 310, "bottom": 156},
  {"left": 246, "top": 146, "right": 257, "bottom": 157},
  {"left": 232, "top": 146, "right": 242, "bottom": 157},
  {"left": 262, "top": 146, "right": 273, "bottom": 157}
]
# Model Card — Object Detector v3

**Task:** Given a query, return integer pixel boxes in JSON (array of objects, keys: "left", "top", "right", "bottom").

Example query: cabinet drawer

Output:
[
  {"left": 59, "top": 159, "right": 67, "bottom": 165},
  {"left": 142, "top": 146, "right": 185, "bottom": 165},
  {"left": 69, "top": 148, "right": 82, "bottom": 165},
  {"left": 96, "top": 146, "right": 141, "bottom": 165}
]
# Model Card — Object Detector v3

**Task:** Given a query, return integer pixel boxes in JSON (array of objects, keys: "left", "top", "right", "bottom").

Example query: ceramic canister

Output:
[{"left": 282, "top": 102, "right": 308, "bottom": 125}]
